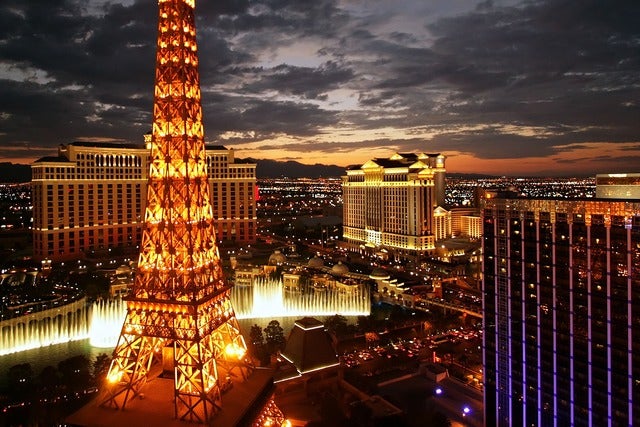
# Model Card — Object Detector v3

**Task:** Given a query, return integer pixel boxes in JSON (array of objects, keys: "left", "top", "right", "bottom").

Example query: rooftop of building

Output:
[
  {"left": 353, "top": 395, "right": 404, "bottom": 419},
  {"left": 206, "top": 144, "right": 229, "bottom": 151},
  {"left": 33, "top": 141, "right": 235, "bottom": 164},
  {"left": 481, "top": 196, "right": 640, "bottom": 213},
  {"left": 595, "top": 172, "right": 640, "bottom": 180},
  {"left": 33, "top": 155, "right": 71, "bottom": 163},
  {"left": 66, "top": 367, "right": 276, "bottom": 427},
  {"left": 66, "top": 140, "right": 230, "bottom": 151},
  {"left": 482, "top": 193, "right": 640, "bottom": 203},
  {"left": 67, "top": 140, "right": 145, "bottom": 150},
  {"left": 346, "top": 152, "right": 443, "bottom": 171},
  {"left": 276, "top": 317, "right": 338, "bottom": 382}
]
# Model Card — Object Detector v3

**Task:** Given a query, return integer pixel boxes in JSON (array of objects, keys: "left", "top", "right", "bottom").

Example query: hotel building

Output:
[
  {"left": 482, "top": 196, "right": 639, "bottom": 426},
  {"left": 460, "top": 214, "right": 482, "bottom": 239},
  {"left": 31, "top": 139, "right": 256, "bottom": 261},
  {"left": 342, "top": 152, "right": 445, "bottom": 257},
  {"left": 432, "top": 206, "right": 452, "bottom": 241},
  {"left": 449, "top": 207, "right": 482, "bottom": 239}
]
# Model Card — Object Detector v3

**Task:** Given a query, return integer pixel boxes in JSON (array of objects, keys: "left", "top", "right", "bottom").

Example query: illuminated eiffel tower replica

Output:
[{"left": 98, "top": 1, "right": 287, "bottom": 425}]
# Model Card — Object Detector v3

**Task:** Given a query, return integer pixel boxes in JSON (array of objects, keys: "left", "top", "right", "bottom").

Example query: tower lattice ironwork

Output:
[{"left": 101, "top": 1, "right": 285, "bottom": 424}]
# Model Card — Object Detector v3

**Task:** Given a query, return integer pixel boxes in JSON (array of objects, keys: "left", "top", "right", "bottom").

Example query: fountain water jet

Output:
[
  {"left": 0, "top": 298, "right": 90, "bottom": 356},
  {"left": 89, "top": 298, "right": 127, "bottom": 348},
  {"left": 231, "top": 277, "right": 371, "bottom": 319},
  {"left": 0, "top": 277, "right": 371, "bottom": 355}
]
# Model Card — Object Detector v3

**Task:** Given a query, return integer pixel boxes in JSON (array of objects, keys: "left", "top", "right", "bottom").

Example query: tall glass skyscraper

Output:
[{"left": 482, "top": 197, "right": 639, "bottom": 426}]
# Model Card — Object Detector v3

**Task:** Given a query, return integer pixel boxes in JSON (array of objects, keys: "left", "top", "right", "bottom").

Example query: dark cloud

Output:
[
  {"left": 207, "top": 97, "right": 339, "bottom": 137},
  {"left": 240, "top": 62, "right": 354, "bottom": 100},
  {"left": 422, "top": 0, "right": 640, "bottom": 130},
  {"left": 336, "top": 0, "right": 640, "bottom": 166},
  {"left": 0, "top": 0, "right": 638, "bottom": 174},
  {"left": 213, "top": 0, "right": 345, "bottom": 36},
  {"left": 549, "top": 154, "right": 640, "bottom": 176},
  {"left": 239, "top": 137, "right": 401, "bottom": 156},
  {"left": 430, "top": 131, "right": 560, "bottom": 159}
]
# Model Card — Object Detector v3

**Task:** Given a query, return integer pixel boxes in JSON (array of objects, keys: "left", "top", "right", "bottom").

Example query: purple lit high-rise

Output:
[{"left": 482, "top": 182, "right": 639, "bottom": 426}]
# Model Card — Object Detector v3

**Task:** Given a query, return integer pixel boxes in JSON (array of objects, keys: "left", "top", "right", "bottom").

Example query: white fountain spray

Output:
[
  {"left": 231, "top": 276, "right": 371, "bottom": 319},
  {"left": 0, "top": 299, "right": 90, "bottom": 356},
  {"left": 89, "top": 298, "right": 127, "bottom": 348},
  {"left": 0, "top": 276, "right": 371, "bottom": 355}
]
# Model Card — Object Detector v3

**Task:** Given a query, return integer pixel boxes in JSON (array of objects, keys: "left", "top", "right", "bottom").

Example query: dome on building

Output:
[
  {"left": 330, "top": 261, "right": 349, "bottom": 275},
  {"left": 268, "top": 250, "right": 287, "bottom": 266},
  {"left": 369, "top": 267, "right": 390, "bottom": 281},
  {"left": 308, "top": 256, "right": 324, "bottom": 268}
]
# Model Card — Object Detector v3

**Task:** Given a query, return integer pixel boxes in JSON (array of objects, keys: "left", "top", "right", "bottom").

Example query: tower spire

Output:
[{"left": 100, "top": 1, "right": 285, "bottom": 424}]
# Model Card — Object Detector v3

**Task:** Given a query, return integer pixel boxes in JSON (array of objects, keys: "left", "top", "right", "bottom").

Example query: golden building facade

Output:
[
  {"left": 342, "top": 152, "right": 445, "bottom": 256},
  {"left": 31, "top": 140, "right": 256, "bottom": 261},
  {"left": 432, "top": 206, "right": 452, "bottom": 241},
  {"left": 450, "top": 207, "right": 478, "bottom": 237},
  {"left": 460, "top": 215, "right": 482, "bottom": 238}
]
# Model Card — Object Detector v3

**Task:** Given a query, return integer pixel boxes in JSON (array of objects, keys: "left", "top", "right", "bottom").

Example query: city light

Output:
[
  {"left": 224, "top": 342, "right": 246, "bottom": 360},
  {"left": 2, "top": 0, "right": 638, "bottom": 425}
]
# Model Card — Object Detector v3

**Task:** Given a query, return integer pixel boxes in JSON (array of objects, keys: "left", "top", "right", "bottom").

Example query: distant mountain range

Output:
[
  {"left": 246, "top": 159, "right": 500, "bottom": 179},
  {"left": 242, "top": 158, "right": 346, "bottom": 178},
  {"left": 0, "top": 160, "right": 498, "bottom": 183},
  {"left": 0, "top": 163, "right": 31, "bottom": 183}
]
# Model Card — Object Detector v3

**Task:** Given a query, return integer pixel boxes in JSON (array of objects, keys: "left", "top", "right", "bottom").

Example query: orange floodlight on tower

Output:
[{"left": 101, "top": 1, "right": 286, "bottom": 424}]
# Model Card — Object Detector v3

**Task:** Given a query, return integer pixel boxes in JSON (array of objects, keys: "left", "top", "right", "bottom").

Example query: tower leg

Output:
[
  {"left": 174, "top": 336, "right": 221, "bottom": 422},
  {"left": 217, "top": 317, "right": 255, "bottom": 380},
  {"left": 102, "top": 312, "right": 161, "bottom": 409}
]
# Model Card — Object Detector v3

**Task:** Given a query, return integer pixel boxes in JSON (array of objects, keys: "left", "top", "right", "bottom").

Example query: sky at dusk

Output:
[{"left": 0, "top": 0, "right": 638, "bottom": 176}]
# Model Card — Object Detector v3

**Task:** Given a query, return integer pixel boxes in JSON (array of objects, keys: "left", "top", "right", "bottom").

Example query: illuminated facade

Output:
[
  {"left": 482, "top": 198, "right": 639, "bottom": 427},
  {"left": 206, "top": 145, "right": 257, "bottom": 246},
  {"left": 31, "top": 142, "right": 148, "bottom": 261},
  {"left": 460, "top": 215, "right": 482, "bottom": 239},
  {"left": 31, "top": 141, "right": 256, "bottom": 261},
  {"left": 342, "top": 153, "right": 445, "bottom": 256},
  {"left": 450, "top": 207, "right": 479, "bottom": 237},
  {"left": 433, "top": 206, "right": 451, "bottom": 241},
  {"left": 595, "top": 173, "right": 640, "bottom": 199},
  {"left": 101, "top": 1, "right": 284, "bottom": 425}
]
